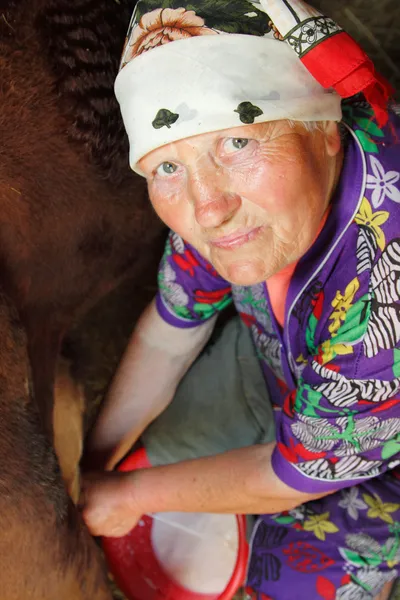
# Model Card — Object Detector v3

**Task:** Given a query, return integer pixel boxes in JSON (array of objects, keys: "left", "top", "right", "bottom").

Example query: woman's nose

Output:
[{"left": 190, "top": 177, "right": 241, "bottom": 228}]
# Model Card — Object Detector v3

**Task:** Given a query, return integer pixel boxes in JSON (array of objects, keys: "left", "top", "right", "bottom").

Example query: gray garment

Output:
[{"left": 142, "top": 317, "right": 276, "bottom": 466}]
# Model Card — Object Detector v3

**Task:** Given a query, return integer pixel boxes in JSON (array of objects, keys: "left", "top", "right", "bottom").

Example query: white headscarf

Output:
[{"left": 114, "top": 0, "right": 390, "bottom": 174}]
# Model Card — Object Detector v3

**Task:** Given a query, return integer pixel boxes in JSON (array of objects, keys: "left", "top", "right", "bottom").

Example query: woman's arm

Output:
[
  {"left": 82, "top": 443, "right": 329, "bottom": 537},
  {"left": 85, "top": 297, "right": 217, "bottom": 471}
]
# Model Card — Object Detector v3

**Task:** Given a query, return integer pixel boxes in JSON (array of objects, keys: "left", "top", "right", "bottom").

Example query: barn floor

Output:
[{"left": 64, "top": 1, "right": 400, "bottom": 598}]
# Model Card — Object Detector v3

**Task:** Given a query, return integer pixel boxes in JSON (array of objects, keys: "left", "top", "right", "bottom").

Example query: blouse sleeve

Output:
[{"left": 156, "top": 231, "right": 233, "bottom": 328}]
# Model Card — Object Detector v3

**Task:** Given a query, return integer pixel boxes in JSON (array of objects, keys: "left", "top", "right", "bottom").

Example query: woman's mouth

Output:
[{"left": 210, "top": 226, "right": 263, "bottom": 250}]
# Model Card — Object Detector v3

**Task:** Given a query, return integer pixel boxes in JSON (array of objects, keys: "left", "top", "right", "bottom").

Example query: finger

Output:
[{"left": 82, "top": 512, "right": 105, "bottom": 536}]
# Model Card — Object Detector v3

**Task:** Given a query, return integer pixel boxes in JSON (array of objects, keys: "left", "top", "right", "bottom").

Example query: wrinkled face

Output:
[{"left": 139, "top": 120, "right": 342, "bottom": 285}]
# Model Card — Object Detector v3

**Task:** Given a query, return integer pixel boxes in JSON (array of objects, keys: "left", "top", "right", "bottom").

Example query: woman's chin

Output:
[{"left": 215, "top": 258, "right": 268, "bottom": 286}]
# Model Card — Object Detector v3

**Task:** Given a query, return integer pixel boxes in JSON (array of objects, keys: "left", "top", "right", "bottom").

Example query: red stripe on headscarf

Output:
[{"left": 301, "top": 32, "right": 394, "bottom": 127}]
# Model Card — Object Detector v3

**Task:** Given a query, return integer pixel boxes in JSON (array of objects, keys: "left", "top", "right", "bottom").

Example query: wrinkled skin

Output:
[{"left": 140, "top": 120, "right": 343, "bottom": 285}]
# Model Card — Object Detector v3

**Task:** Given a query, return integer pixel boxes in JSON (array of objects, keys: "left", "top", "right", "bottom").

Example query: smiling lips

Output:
[{"left": 210, "top": 226, "right": 262, "bottom": 250}]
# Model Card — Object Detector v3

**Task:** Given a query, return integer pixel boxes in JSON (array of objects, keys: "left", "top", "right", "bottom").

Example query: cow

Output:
[
  {"left": 0, "top": 290, "right": 114, "bottom": 599},
  {"left": 0, "top": 0, "right": 163, "bottom": 596},
  {"left": 0, "top": 0, "right": 163, "bottom": 439}
]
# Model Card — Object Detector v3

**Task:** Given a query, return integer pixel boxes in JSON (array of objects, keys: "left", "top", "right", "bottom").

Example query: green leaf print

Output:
[
  {"left": 234, "top": 101, "right": 264, "bottom": 124},
  {"left": 272, "top": 515, "right": 296, "bottom": 525},
  {"left": 294, "top": 388, "right": 307, "bottom": 414},
  {"left": 193, "top": 303, "right": 216, "bottom": 319},
  {"left": 192, "top": 295, "right": 231, "bottom": 320},
  {"left": 305, "top": 312, "right": 318, "bottom": 354},
  {"left": 342, "top": 103, "right": 375, "bottom": 126},
  {"left": 333, "top": 294, "right": 371, "bottom": 344},
  {"left": 305, "top": 388, "right": 325, "bottom": 415},
  {"left": 213, "top": 295, "right": 232, "bottom": 312},
  {"left": 355, "top": 130, "right": 379, "bottom": 154},
  {"left": 295, "top": 382, "right": 322, "bottom": 418},
  {"left": 152, "top": 109, "right": 179, "bottom": 129},
  {"left": 355, "top": 117, "right": 385, "bottom": 138},
  {"left": 174, "top": 306, "right": 193, "bottom": 320},
  {"left": 393, "top": 348, "right": 400, "bottom": 378},
  {"left": 296, "top": 380, "right": 352, "bottom": 418},
  {"left": 342, "top": 104, "right": 382, "bottom": 154},
  {"left": 340, "top": 548, "right": 382, "bottom": 568},
  {"left": 382, "top": 434, "right": 400, "bottom": 460}
]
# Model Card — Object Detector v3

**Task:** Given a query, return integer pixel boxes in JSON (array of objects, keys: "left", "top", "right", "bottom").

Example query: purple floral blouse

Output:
[{"left": 155, "top": 105, "right": 400, "bottom": 494}]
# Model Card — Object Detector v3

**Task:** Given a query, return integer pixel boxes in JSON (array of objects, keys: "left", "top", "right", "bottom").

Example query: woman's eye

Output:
[
  {"left": 223, "top": 138, "right": 249, "bottom": 153},
  {"left": 156, "top": 162, "right": 179, "bottom": 177}
]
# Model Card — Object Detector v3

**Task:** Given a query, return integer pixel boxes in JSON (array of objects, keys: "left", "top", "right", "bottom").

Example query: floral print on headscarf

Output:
[
  {"left": 120, "top": 0, "right": 276, "bottom": 68},
  {"left": 124, "top": 7, "right": 217, "bottom": 63}
]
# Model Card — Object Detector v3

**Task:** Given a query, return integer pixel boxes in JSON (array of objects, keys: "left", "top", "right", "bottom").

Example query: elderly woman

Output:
[{"left": 82, "top": 1, "right": 400, "bottom": 598}]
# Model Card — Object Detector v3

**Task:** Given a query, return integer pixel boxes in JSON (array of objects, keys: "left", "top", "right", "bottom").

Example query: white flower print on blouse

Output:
[
  {"left": 338, "top": 487, "right": 368, "bottom": 520},
  {"left": 366, "top": 155, "right": 400, "bottom": 208},
  {"left": 159, "top": 261, "right": 189, "bottom": 307}
]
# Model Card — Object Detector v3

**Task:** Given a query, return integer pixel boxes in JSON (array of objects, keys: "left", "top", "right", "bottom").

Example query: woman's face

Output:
[{"left": 139, "top": 120, "right": 343, "bottom": 285}]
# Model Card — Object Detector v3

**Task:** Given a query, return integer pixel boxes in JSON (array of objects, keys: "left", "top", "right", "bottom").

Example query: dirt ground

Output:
[{"left": 63, "top": 1, "right": 400, "bottom": 597}]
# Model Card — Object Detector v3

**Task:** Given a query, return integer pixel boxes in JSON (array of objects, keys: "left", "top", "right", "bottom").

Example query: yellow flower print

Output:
[
  {"left": 354, "top": 197, "right": 389, "bottom": 251},
  {"left": 388, "top": 556, "right": 399, "bottom": 569},
  {"left": 363, "top": 494, "right": 400, "bottom": 524},
  {"left": 329, "top": 277, "right": 360, "bottom": 335},
  {"left": 296, "top": 353, "right": 308, "bottom": 366},
  {"left": 303, "top": 512, "right": 339, "bottom": 541},
  {"left": 320, "top": 339, "right": 354, "bottom": 364}
]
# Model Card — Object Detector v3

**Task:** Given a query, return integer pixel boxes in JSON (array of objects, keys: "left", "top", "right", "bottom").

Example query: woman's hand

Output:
[{"left": 80, "top": 471, "right": 142, "bottom": 538}]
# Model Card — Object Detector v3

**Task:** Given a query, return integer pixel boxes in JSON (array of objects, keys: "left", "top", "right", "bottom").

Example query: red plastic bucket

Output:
[{"left": 102, "top": 448, "right": 249, "bottom": 600}]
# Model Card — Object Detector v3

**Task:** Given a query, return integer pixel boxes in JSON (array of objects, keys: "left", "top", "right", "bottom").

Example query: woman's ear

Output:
[{"left": 323, "top": 121, "right": 342, "bottom": 157}]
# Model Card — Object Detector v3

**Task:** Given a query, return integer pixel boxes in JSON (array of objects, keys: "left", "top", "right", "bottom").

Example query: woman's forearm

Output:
[
  {"left": 130, "top": 443, "right": 324, "bottom": 516},
  {"left": 86, "top": 298, "right": 216, "bottom": 470},
  {"left": 82, "top": 443, "right": 329, "bottom": 538}
]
